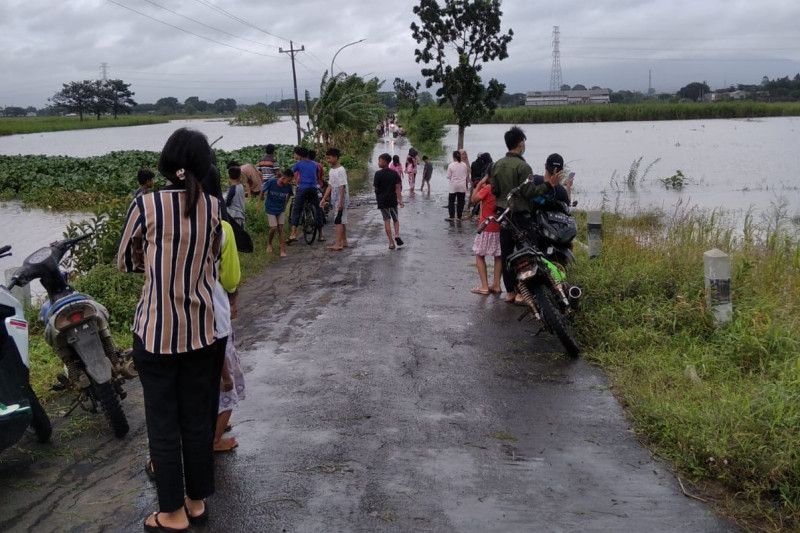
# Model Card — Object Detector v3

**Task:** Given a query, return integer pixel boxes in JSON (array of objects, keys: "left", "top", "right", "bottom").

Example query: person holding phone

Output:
[{"left": 532, "top": 153, "right": 572, "bottom": 205}]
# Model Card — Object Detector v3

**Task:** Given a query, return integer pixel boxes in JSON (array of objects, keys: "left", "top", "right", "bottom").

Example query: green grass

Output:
[
  {"left": 406, "top": 102, "right": 800, "bottom": 128},
  {"left": 488, "top": 101, "right": 800, "bottom": 123},
  {"left": 0, "top": 115, "right": 199, "bottom": 136},
  {"left": 570, "top": 208, "right": 800, "bottom": 530}
]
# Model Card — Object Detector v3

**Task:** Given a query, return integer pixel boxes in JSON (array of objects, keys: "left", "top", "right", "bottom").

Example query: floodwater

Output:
[
  {"left": 0, "top": 116, "right": 305, "bottom": 297},
  {"left": 439, "top": 116, "right": 800, "bottom": 220},
  {"left": 0, "top": 115, "right": 307, "bottom": 157},
  {"left": 2, "top": 116, "right": 799, "bottom": 278},
  {"left": 0, "top": 201, "right": 89, "bottom": 299}
]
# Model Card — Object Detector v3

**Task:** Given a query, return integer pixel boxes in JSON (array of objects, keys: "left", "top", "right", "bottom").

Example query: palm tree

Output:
[{"left": 306, "top": 72, "right": 385, "bottom": 152}]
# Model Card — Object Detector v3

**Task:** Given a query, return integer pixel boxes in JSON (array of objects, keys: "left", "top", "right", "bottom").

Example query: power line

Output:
[
  {"left": 137, "top": 0, "right": 279, "bottom": 51},
  {"left": 189, "top": 0, "right": 290, "bottom": 45},
  {"left": 105, "top": 0, "right": 280, "bottom": 58}
]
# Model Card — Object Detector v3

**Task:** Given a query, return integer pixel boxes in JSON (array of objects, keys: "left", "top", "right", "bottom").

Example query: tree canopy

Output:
[
  {"left": 677, "top": 82, "right": 711, "bottom": 102},
  {"left": 410, "top": 0, "right": 513, "bottom": 148}
]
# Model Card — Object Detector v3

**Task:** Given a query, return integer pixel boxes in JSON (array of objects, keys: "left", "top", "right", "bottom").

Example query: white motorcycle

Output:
[
  {"left": 0, "top": 244, "right": 51, "bottom": 452},
  {"left": 10, "top": 234, "right": 135, "bottom": 439}
]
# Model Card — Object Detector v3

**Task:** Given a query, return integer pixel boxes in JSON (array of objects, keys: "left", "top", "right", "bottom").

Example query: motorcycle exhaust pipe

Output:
[{"left": 567, "top": 285, "right": 582, "bottom": 309}]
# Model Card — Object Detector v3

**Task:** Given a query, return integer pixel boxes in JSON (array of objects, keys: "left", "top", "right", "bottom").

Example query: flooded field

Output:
[
  {"left": 442, "top": 116, "right": 800, "bottom": 220},
  {"left": 2, "top": 116, "right": 799, "bottom": 276}
]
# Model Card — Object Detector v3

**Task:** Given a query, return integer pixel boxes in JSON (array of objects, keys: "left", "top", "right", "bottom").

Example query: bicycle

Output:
[{"left": 289, "top": 192, "right": 321, "bottom": 245}]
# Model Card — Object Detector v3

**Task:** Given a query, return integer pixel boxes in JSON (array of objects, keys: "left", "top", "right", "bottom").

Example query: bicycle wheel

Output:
[{"left": 302, "top": 203, "right": 317, "bottom": 244}]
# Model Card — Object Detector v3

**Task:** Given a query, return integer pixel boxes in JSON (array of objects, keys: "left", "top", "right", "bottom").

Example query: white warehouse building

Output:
[{"left": 525, "top": 89, "right": 611, "bottom": 106}]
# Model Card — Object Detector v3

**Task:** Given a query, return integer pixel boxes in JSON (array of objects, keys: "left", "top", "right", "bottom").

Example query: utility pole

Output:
[{"left": 279, "top": 40, "right": 305, "bottom": 145}]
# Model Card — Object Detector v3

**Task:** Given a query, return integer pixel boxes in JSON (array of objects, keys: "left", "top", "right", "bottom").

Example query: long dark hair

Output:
[
  {"left": 452, "top": 150, "right": 462, "bottom": 163},
  {"left": 157, "top": 128, "right": 211, "bottom": 217}
]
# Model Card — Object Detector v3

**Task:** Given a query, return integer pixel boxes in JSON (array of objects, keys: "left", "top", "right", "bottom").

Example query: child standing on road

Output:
[
  {"left": 420, "top": 155, "right": 433, "bottom": 193},
  {"left": 470, "top": 175, "right": 502, "bottom": 295},
  {"left": 214, "top": 220, "right": 243, "bottom": 453},
  {"left": 320, "top": 148, "right": 349, "bottom": 251},
  {"left": 405, "top": 155, "right": 417, "bottom": 192},
  {"left": 225, "top": 166, "right": 246, "bottom": 228},
  {"left": 374, "top": 153, "right": 405, "bottom": 250},
  {"left": 261, "top": 168, "right": 293, "bottom": 257}
]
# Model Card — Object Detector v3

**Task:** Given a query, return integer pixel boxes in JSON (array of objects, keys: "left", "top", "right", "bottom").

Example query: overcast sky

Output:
[{"left": 1, "top": 0, "right": 799, "bottom": 108}]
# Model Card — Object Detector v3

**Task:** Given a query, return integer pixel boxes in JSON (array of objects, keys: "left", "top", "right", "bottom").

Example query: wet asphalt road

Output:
[{"left": 0, "top": 175, "right": 735, "bottom": 532}]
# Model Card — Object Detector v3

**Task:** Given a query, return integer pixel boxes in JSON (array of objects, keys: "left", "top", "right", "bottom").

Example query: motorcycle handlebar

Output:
[
  {"left": 0, "top": 245, "right": 10, "bottom": 255},
  {"left": 52, "top": 232, "right": 93, "bottom": 251}
]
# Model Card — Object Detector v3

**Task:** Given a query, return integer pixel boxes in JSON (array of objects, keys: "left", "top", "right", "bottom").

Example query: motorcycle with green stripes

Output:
[{"left": 477, "top": 181, "right": 582, "bottom": 357}]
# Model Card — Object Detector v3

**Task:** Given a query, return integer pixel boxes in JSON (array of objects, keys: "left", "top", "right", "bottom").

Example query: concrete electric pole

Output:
[{"left": 279, "top": 41, "right": 305, "bottom": 145}]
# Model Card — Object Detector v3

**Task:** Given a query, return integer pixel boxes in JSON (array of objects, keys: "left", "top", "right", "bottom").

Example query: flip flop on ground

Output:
[{"left": 471, "top": 287, "right": 490, "bottom": 295}]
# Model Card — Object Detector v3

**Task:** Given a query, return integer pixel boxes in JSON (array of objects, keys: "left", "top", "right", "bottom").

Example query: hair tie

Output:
[{"left": 176, "top": 168, "right": 186, "bottom": 181}]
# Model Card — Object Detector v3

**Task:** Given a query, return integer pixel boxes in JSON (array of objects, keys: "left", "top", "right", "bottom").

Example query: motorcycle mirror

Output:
[{"left": 0, "top": 245, "right": 10, "bottom": 255}]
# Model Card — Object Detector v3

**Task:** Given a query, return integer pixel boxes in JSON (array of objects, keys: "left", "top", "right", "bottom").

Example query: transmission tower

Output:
[
  {"left": 100, "top": 62, "right": 108, "bottom": 81},
  {"left": 549, "top": 26, "right": 563, "bottom": 92}
]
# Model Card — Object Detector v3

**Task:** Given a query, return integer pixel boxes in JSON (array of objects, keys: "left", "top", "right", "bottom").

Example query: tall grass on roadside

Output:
[{"left": 570, "top": 207, "right": 800, "bottom": 529}]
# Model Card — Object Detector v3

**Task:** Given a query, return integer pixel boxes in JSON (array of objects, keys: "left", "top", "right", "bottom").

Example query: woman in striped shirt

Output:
[{"left": 117, "top": 128, "right": 224, "bottom": 533}]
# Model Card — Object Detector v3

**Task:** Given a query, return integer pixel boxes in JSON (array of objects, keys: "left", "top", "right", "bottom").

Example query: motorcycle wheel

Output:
[
  {"left": 92, "top": 381, "right": 129, "bottom": 439},
  {"left": 27, "top": 385, "right": 52, "bottom": 443},
  {"left": 531, "top": 283, "right": 581, "bottom": 358}
]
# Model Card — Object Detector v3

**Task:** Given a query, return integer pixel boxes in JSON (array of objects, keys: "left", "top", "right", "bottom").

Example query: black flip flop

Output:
[{"left": 143, "top": 512, "right": 188, "bottom": 533}]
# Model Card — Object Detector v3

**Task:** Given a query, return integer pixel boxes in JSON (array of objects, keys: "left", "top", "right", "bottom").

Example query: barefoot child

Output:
[
  {"left": 470, "top": 174, "right": 502, "bottom": 295},
  {"left": 320, "top": 148, "right": 349, "bottom": 251},
  {"left": 261, "top": 168, "right": 293, "bottom": 257}
]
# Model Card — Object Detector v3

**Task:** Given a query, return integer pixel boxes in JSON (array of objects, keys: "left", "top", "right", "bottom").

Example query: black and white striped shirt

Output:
[{"left": 117, "top": 189, "right": 222, "bottom": 355}]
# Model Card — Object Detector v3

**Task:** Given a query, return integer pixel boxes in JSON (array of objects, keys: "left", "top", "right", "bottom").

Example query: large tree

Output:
[
  {"left": 393, "top": 77, "right": 420, "bottom": 112},
  {"left": 410, "top": 0, "right": 513, "bottom": 148},
  {"left": 678, "top": 81, "right": 711, "bottom": 102},
  {"left": 101, "top": 79, "right": 136, "bottom": 118},
  {"left": 50, "top": 80, "right": 97, "bottom": 120}
]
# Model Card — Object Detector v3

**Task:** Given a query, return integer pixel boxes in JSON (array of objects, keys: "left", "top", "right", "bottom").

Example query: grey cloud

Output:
[{"left": 1, "top": 0, "right": 799, "bottom": 107}]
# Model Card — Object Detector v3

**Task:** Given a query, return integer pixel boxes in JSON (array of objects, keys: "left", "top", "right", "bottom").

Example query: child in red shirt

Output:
[{"left": 470, "top": 175, "right": 502, "bottom": 295}]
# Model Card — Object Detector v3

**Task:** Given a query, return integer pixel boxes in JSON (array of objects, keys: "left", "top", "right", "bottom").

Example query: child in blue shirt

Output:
[{"left": 261, "top": 168, "right": 294, "bottom": 257}]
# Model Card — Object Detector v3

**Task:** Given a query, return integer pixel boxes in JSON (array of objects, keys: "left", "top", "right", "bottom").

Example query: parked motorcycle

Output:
[
  {"left": 478, "top": 183, "right": 582, "bottom": 357},
  {"left": 0, "top": 244, "right": 52, "bottom": 452},
  {"left": 9, "top": 234, "right": 135, "bottom": 438}
]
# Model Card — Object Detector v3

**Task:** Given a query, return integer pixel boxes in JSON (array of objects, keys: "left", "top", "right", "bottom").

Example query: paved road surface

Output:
[{"left": 0, "top": 179, "right": 734, "bottom": 532}]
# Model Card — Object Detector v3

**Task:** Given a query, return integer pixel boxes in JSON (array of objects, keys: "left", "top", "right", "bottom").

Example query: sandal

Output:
[
  {"left": 214, "top": 437, "right": 239, "bottom": 453},
  {"left": 389, "top": 244, "right": 396, "bottom": 250},
  {"left": 470, "top": 287, "right": 490, "bottom": 295},
  {"left": 286, "top": 236, "right": 298, "bottom": 245},
  {"left": 489, "top": 288, "right": 502, "bottom": 294},
  {"left": 184, "top": 498, "right": 209, "bottom": 526},
  {"left": 143, "top": 512, "right": 188, "bottom": 533}
]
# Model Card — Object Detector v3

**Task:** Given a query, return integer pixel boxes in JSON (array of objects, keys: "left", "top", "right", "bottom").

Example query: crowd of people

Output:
[{"left": 120, "top": 123, "right": 572, "bottom": 531}]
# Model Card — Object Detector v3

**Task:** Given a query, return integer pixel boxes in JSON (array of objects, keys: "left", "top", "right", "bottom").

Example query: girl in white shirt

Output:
[{"left": 446, "top": 150, "right": 469, "bottom": 220}]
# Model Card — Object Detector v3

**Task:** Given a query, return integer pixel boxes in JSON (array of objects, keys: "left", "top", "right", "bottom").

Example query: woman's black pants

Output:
[
  {"left": 448, "top": 192, "right": 466, "bottom": 219},
  {"left": 133, "top": 336, "right": 226, "bottom": 512}
]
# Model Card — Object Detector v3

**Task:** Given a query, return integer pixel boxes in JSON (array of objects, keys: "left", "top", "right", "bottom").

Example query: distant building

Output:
[
  {"left": 710, "top": 90, "right": 748, "bottom": 102},
  {"left": 525, "top": 89, "right": 610, "bottom": 107}
]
